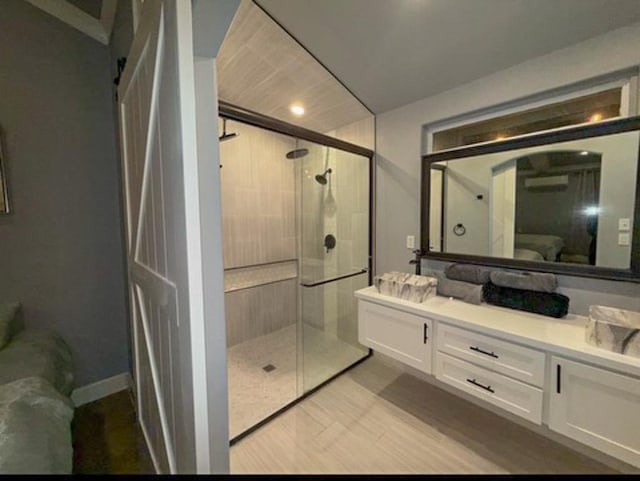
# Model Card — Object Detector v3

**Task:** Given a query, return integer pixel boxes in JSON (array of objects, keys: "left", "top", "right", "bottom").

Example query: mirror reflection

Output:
[{"left": 429, "top": 129, "right": 639, "bottom": 270}]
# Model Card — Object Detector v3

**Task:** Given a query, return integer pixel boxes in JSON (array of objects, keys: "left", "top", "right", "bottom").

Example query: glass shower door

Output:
[{"left": 297, "top": 141, "right": 371, "bottom": 393}]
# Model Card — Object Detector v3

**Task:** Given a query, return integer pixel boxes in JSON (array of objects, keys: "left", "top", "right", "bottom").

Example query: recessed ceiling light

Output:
[
  {"left": 290, "top": 104, "right": 305, "bottom": 117},
  {"left": 588, "top": 113, "right": 603, "bottom": 123},
  {"left": 579, "top": 151, "right": 589, "bottom": 156}
]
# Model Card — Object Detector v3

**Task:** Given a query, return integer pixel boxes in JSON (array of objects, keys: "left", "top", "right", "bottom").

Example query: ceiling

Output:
[
  {"left": 218, "top": 0, "right": 372, "bottom": 134},
  {"left": 256, "top": 0, "right": 640, "bottom": 113}
]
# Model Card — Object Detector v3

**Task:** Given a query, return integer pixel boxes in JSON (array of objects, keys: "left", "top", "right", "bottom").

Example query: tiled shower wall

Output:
[{"left": 219, "top": 119, "right": 298, "bottom": 346}]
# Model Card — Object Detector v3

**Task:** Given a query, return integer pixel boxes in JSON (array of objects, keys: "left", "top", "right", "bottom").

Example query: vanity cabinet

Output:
[
  {"left": 436, "top": 352, "right": 543, "bottom": 423},
  {"left": 358, "top": 300, "right": 433, "bottom": 374},
  {"left": 437, "top": 323, "right": 546, "bottom": 387},
  {"left": 549, "top": 356, "right": 640, "bottom": 467},
  {"left": 355, "top": 287, "right": 640, "bottom": 468}
]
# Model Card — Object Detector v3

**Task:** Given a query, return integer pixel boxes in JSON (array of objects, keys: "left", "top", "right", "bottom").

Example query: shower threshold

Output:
[{"left": 227, "top": 324, "right": 370, "bottom": 445}]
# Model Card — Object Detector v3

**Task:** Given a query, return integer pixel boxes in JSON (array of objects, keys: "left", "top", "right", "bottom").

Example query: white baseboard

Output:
[{"left": 71, "top": 372, "right": 132, "bottom": 407}]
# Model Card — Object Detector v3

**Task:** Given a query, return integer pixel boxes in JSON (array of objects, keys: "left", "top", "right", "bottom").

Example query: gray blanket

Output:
[
  {"left": 490, "top": 271, "right": 558, "bottom": 293},
  {"left": 0, "top": 329, "right": 74, "bottom": 396},
  {"left": 0, "top": 377, "right": 74, "bottom": 474}
]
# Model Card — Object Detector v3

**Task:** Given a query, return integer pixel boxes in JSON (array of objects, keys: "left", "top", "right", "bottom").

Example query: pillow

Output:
[{"left": 0, "top": 303, "right": 23, "bottom": 350}]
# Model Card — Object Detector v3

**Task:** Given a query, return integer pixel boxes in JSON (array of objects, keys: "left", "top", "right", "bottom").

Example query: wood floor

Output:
[
  {"left": 73, "top": 356, "right": 616, "bottom": 474},
  {"left": 72, "top": 390, "right": 154, "bottom": 474},
  {"left": 230, "top": 356, "right": 616, "bottom": 474}
]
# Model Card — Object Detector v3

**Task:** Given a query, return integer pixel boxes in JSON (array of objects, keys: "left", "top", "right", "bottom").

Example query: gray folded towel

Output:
[
  {"left": 437, "top": 277, "right": 483, "bottom": 305},
  {"left": 444, "top": 263, "right": 492, "bottom": 285},
  {"left": 490, "top": 271, "right": 557, "bottom": 293},
  {"left": 422, "top": 271, "right": 483, "bottom": 305}
]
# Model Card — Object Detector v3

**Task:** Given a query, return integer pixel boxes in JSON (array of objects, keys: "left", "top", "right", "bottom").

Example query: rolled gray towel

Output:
[
  {"left": 444, "top": 263, "right": 492, "bottom": 285},
  {"left": 437, "top": 277, "right": 483, "bottom": 305},
  {"left": 490, "top": 271, "right": 557, "bottom": 293}
]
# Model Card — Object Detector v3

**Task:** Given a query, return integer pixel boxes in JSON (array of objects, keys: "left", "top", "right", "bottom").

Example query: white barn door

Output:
[{"left": 118, "top": 0, "right": 229, "bottom": 473}]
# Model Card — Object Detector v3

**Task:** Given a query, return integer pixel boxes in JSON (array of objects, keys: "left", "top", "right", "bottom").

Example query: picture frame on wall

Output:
[{"left": 0, "top": 133, "right": 9, "bottom": 214}]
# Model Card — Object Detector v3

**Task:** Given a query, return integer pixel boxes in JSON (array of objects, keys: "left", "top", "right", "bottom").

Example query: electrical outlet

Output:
[
  {"left": 406, "top": 235, "right": 415, "bottom": 249},
  {"left": 619, "top": 218, "right": 631, "bottom": 231},
  {"left": 618, "top": 233, "right": 630, "bottom": 246}
]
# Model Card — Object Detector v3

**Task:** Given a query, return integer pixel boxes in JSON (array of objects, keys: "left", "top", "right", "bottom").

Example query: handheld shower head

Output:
[{"left": 315, "top": 168, "right": 332, "bottom": 185}]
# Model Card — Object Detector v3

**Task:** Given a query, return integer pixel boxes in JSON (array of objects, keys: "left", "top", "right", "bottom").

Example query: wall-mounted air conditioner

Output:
[{"left": 524, "top": 175, "right": 569, "bottom": 189}]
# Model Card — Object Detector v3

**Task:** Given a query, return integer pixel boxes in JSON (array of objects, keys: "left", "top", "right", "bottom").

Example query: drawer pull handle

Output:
[
  {"left": 466, "top": 378, "right": 495, "bottom": 393},
  {"left": 556, "top": 364, "right": 561, "bottom": 394},
  {"left": 469, "top": 346, "right": 499, "bottom": 359},
  {"left": 423, "top": 323, "right": 429, "bottom": 344}
]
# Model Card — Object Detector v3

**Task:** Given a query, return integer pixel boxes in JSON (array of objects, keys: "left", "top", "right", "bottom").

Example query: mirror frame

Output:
[
  {"left": 0, "top": 132, "right": 9, "bottom": 215},
  {"left": 421, "top": 116, "right": 640, "bottom": 282}
]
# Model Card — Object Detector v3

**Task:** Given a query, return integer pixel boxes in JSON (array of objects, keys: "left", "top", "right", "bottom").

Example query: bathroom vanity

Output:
[{"left": 355, "top": 286, "right": 640, "bottom": 468}]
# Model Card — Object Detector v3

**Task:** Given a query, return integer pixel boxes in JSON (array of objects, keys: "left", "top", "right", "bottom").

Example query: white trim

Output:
[
  {"left": 423, "top": 73, "right": 637, "bottom": 155},
  {"left": 71, "top": 372, "right": 132, "bottom": 407},
  {"left": 175, "top": 0, "right": 213, "bottom": 472},
  {"left": 139, "top": 416, "right": 161, "bottom": 474},
  {"left": 132, "top": 0, "right": 144, "bottom": 34},
  {"left": 25, "top": 0, "right": 116, "bottom": 45},
  {"left": 100, "top": 0, "right": 118, "bottom": 42}
]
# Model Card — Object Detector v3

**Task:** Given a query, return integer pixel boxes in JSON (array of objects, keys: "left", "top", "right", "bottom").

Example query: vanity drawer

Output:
[
  {"left": 436, "top": 352, "right": 543, "bottom": 424},
  {"left": 436, "top": 323, "right": 545, "bottom": 387}
]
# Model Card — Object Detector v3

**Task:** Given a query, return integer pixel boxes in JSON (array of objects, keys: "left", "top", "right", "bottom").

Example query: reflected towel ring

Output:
[{"left": 453, "top": 223, "right": 466, "bottom": 236}]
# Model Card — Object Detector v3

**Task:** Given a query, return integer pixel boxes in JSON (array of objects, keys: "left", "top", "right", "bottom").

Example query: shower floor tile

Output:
[
  {"left": 227, "top": 325, "right": 297, "bottom": 439},
  {"left": 227, "top": 324, "right": 367, "bottom": 439}
]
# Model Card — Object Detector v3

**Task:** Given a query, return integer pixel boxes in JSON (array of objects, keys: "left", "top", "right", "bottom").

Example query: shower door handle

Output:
[{"left": 300, "top": 268, "right": 368, "bottom": 288}]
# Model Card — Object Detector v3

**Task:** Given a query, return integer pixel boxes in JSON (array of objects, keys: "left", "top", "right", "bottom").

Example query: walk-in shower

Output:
[{"left": 218, "top": 104, "right": 373, "bottom": 441}]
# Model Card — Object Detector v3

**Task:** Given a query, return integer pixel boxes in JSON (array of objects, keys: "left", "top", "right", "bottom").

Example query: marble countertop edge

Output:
[{"left": 355, "top": 286, "right": 640, "bottom": 379}]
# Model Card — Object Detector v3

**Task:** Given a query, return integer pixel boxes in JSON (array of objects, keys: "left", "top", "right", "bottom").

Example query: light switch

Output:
[
  {"left": 618, "top": 218, "right": 631, "bottom": 231},
  {"left": 406, "top": 235, "right": 415, "bottom": 249},
  {"left": 618, "top": 233, "right": 631, "bottom": 246}
]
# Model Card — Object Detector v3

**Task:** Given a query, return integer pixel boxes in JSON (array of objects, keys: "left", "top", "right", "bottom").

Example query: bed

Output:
[
  {"left": 514, "top": 248, "right": 545, "bottom": 262},
  {"left": 515, "top": 234, "right": 565, "bottom": 261}
]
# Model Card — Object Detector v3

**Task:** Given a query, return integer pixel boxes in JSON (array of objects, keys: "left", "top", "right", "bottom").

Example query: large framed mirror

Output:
[{"left": 421, "top": 116, "right": 640, "bottom": 281}]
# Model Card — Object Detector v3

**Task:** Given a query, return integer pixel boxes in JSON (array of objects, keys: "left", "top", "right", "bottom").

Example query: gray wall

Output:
[
  {"left": 376, "top": 21, "right": 640, "bottom": 313},
  {"left": 0, "top": 1, "right": 128, "bottom": 386}
]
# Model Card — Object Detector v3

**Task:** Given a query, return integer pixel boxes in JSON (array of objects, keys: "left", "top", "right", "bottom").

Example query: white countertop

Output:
[{"left": 355, "top": 286, "right": 640, "bottom": 378}]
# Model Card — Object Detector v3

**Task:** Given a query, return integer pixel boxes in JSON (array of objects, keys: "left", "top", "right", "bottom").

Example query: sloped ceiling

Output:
[
  {"left": 257, "top": 0, "right": 640, "bottom": 113},
  {"left": 217, "top": 0, "right": 372, "bottom": 133}
]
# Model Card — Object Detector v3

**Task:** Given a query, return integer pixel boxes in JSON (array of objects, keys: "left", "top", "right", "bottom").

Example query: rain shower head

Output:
[
  {"left": 219, "top": 118, "right": 239, "bottom": 142},
  {"left": 285, "top": 148, "right": 309, "bottom": 159},
  {"left": 315, "top": 168, "right": 332, "bottom": 185}
]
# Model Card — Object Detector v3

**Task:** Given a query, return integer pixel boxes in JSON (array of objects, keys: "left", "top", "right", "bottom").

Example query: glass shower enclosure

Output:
[{"left": 219, "top": 106, "right": 372, "bottom": 441}]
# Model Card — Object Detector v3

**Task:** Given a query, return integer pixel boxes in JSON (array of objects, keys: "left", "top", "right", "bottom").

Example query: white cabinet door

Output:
[
  {"left": 358, "top": 300, "right": 432, "bottom": 374},
  {"left": 549, "top": 356, "right": 640, "bottom": 467}
]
